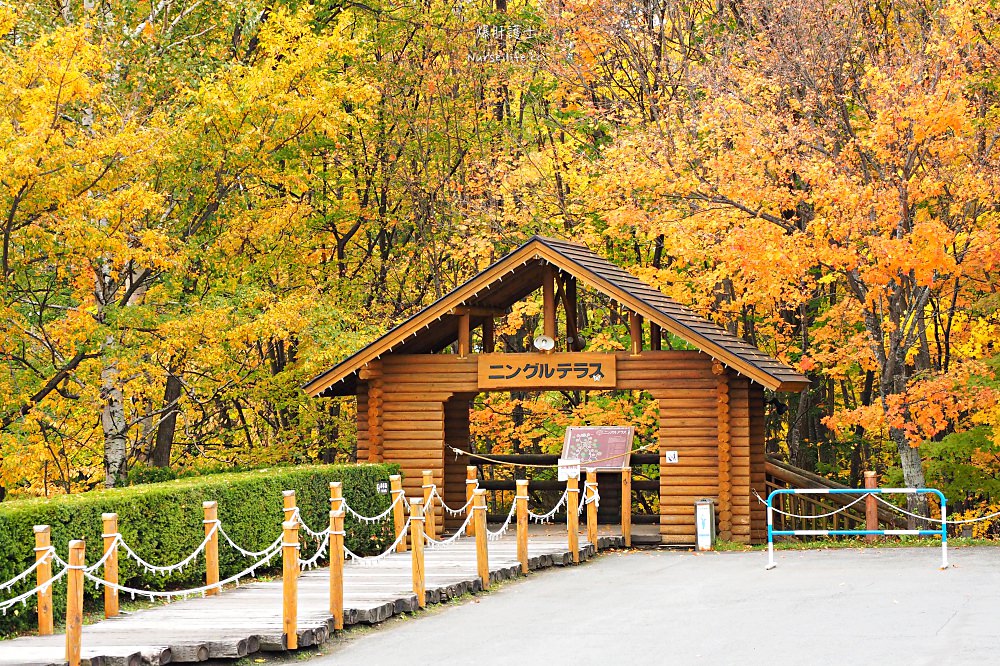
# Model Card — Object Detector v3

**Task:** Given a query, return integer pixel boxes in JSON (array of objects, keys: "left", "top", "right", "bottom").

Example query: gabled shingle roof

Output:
[{"left": 304, "top": 236, "right": 810, "bottom": 397}]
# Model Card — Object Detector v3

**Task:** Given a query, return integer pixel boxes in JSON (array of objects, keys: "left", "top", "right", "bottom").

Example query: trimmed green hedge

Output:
[{"left": 0, "top": 463, "right": 398, "bottom": 637}]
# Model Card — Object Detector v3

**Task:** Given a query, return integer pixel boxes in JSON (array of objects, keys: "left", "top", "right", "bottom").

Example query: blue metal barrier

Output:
[{"left": 766, "top": 488, "right": 948, "bottom": 570}]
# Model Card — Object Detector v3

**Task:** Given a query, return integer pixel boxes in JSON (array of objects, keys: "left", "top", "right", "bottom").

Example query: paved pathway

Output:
[
  {"left": 313, "top": 546, "right": 1000, "bottom": 666},
  {"left": 0, "top": 532, "right": 622, "bottom": 666}
]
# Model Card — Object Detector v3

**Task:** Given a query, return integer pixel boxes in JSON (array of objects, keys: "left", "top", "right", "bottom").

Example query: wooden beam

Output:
[
  {"left": 543, "top": 266, "right": 556, "bottom": 341},
  {"left": 450, "top": 306, "right": 506, "bottom": 317},
  {"left": 482, "top": 318, "right": 495, "bottom": 353},
  {"left": 457, "top": 312, "right": 471, "bottom": 358},
  {"left": 564, "top": 275, "right": 580, "bottom": 351},
  {"left": 629, "top": 311, "right": 643, "bottom": 356},
  {"left": 650, "top": 322, "right": 662, "bottom": 351}
]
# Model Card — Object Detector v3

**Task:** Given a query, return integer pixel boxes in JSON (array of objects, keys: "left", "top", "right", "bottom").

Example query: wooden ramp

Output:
[{"left": 0, "top": 532, "right": 623, "bottom": 666}]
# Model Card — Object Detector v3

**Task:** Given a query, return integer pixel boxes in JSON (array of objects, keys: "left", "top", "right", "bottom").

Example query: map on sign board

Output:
[{"left": 560, "top": 426, "right": 635, "bottom": 472}]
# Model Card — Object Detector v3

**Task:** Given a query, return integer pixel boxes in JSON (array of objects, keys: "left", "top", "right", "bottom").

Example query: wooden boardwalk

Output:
[{"left": 0, "top": 531, "right": 623, "bottom": 666}]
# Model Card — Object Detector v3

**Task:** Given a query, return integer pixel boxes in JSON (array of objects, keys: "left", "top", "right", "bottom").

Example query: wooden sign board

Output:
[
  {"left": 561, "top": 426, "right": 634, "bottom": 472},
  {"left": 477, "top": 353, "right": 616, "bottom": 390}
]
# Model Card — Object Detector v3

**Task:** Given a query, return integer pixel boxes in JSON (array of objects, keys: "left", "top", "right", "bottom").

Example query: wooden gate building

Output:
[{"left": 305, "top": 236, "right": 809, "bottom": 545}]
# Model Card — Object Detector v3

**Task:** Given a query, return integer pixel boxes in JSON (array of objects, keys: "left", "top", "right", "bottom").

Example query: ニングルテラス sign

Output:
[{"left": 477, "top": 353, "right": 616, "bottom": 389}]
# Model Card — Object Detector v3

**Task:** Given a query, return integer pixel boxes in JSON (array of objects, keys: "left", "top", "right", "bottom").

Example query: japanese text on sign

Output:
[{"left": 477, "top": 353, "right": 616, "bottom": 389}]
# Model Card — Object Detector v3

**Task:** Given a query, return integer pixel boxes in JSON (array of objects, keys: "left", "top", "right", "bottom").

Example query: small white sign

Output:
[
  {"left": 664, "top": 451, "right": 679, "bottom": 464},
  {"left": 558, "top": 458, "right": 581, "bottom": 481}
]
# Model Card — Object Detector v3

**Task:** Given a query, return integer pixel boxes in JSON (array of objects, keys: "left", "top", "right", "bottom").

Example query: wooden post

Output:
[
  {"left": 629, "top": 311, "right": 643, "bottom": 355},
  {"left": 516, "top": 480, "right": 529, "bottom": 574},
  {"left": 865, "top": 471, "right": 878, "bottom": 543},
  {"left": 282, "top": 520, "right": 299, "bottom": 650},
  {"left": 650, "top": 322, "right": 662, "bottom": 351},
  {"left": 329, "top": 482, "right": 345, "bottom": 630},
  {"left": 586, "top": 470, "right": 598, "bottom": 548},
  {"left": 473, "top": 489, "right": 489, "bottom": 589},
  {"left": 458, "top": 312, "right": 471, "bottom": 358},
  {"left": 390, "top": 475, "right": 407, "bottom": 552},
  {"left": 482, "top": 318, "right": 495, "bottom": 353},
  {"left": 565, "top": 276, "right": 580, "bottom": 350},
  {"left": 567, "top": 474, "right": 580, "bottom": 564},
  {"left": 101, "top": 513, "right": 119, "bottom": 618},
  {"left": 543, "top": 266, "right": 556, "bottom": 341},
  {"left": 65, "top": 539, "right": 84, "bottom": 666},
  {"left": 621, "top": 470, "right": 632, "bottom": 547},
  {"left": 282, "top": 490, "right": 300, "bottom": 577},
  {"left": 203, "top": 501, "right": 219, "bottom": 596},
  {"left": 422, "top": 470, "right": 437, "bottom": 539},
  {"left": 465, "top": 465, "right": 478, "bottom": 537},
  {"left": 33, "top": 525, "right": 53, "bottom": 635},
  {"left": 410, "top": 498, "right": 426, "bottom": 608}
]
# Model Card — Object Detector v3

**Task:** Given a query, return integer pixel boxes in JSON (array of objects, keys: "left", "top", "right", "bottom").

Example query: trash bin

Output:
[{"left": 695, "top": 498, "right": 716, "bottom": 551}]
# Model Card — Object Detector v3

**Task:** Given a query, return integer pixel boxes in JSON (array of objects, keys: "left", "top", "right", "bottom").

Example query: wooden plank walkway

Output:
[{"left": 0, "top": 531, "right": 623, "bottom": 666}]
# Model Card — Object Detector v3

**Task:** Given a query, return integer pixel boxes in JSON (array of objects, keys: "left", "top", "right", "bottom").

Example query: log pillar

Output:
[
  {"left": 457, "top": 312, "right": 471, "bottom": 358},
  {"left": 714, "top": 361, "right": 733, "bottom": 541},
  {"left": 543, "top": 266, "right": 556, "bottom": 341},
  {"left": 361, "top": 361, "right": 384, "bottom": 462},
  {"left": 629, "top": 311, "right": 643, "bottom": 355}
]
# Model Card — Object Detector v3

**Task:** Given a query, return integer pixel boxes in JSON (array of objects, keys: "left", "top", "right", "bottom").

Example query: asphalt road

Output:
[{"left": 308, "top": 546, "right": 1000, "bottom": 666}]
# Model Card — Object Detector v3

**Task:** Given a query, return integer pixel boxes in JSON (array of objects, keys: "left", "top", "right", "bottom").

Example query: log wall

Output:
[
  {"left": 749, "top": 384, "right": 767, "bottom": 543},
  {"left": 357, "top": 351, "right": 767, "bottom": 546}
]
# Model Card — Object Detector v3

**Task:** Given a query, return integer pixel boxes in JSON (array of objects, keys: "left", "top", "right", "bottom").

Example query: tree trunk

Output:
[
  {"left": 893, "top": 428, "right": 928, "bottom": 526},
  {"left": 101, "top": 346, "right": 129, "bottom": 488},
  {"left": 152, "top": 372, "right": 183, "bottom": 467}
]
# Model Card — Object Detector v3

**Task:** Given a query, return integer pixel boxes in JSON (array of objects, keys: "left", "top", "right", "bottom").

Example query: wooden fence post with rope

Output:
[
  {"left": 66, "top": 539, "right": 85, "bottom": 666},
  {"left": 409, "top": 498, "right": 426, "bottom": 608},
  {"left": 282, "top": 490, "right": 299, "bottom": 575},
  {"left": 621, "top": 470, "right": 632, "bottom": 547},
  {"left": 282, "top": 519, "right": 299, "bottom": 650},
  {"left": 203, "top": 501, "right": 220, "bottom": 595},
  {"left": 390, "top": 475, "right": 407, "bottom": 552},
  {"left": 516, "top": 479, "right": 529, "bottom": 574},
  {"left": 567, "top": 474, "right": 580, "bottom": 564},
  {"left": 102, "top": 513, "right": 119, "bottom": 618},
  {"left": 33, "top": 525, "right": 53, "bottom": 636},
  {"left": 586, "top": 470, "right": 598, "bottom": 548},
  {"left": 473, "top": 489, "right": 489, "bottom": 589},
  {"left": 329, "top": 481, "right": 345, "bottom": 631},
  {"left": 422, "top": 471, "right": 437, "bottom": 539},
  {"left": 466, "top": 465, "right": 478, "bottom": 537},
  {"left": 865, "top": 471, "right": 878, "bottom": 542}
]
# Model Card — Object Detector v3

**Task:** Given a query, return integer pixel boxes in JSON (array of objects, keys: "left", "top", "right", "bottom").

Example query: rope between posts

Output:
[
  {"left": 113, "top": 520, "right": 220, "bottom": 576},
  {"left": 344, "top": 517, "right": 412, "bottom": 567},
  {"left": 450, "top": 441, "right": 659, "bottom": 468},
  {"left": 0, "top": 547, "right": 55, "bottom": 592},
  {"left": 80, "top": 543, "right": 282, "bottom": 601},
  {"left": 754, "top": 491, "right": 868, "bottom": 519},
  {"left": 583, "top": 482, "right": 600, "bottom": 512},
  {"left": 528, "top": 489, "right": 571, "bottom": 523},
  {"left": 0, "top": 565, "right": 68, "bottom": 615},
  {"left": 425, "top": 511, "right": 476, "bottom": 548},
  {"left": 298, "top": 532, "right": 331, "bottom": 571},
  {"left": 871, "top": 495, "right": 1000, "bottom": 525},
  {"left": 82, "top": 536, "right": 125, "bottom": 574},
  {"left": 344, "top": 492, "right": 403, "bottom": 524},
  {"left": 219, "top": 524, "right": 282, "bottom": 559},
  {"left": 430, "top": 487, "right": 475, "bottom": 517},
  {"left": 486, "top": 503, "right": 517, "bottom": 541},
  {"left": 288, "top": 508, "right": 331, "bottom": 539}
]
